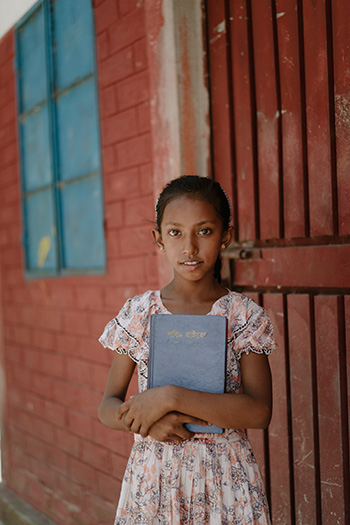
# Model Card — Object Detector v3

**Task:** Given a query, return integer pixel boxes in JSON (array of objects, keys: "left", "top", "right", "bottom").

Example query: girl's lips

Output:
[{"left": 180, "top": 260, "right": 203, "bottom": 270}]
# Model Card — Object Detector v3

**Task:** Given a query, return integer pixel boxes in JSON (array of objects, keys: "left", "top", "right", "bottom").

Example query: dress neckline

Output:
[{"left": 155, "top": 289, "right": 231, "bottom": 315}]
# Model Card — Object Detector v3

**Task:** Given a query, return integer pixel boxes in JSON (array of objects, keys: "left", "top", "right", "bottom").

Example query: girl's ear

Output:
[
  {"left": 221, "top": 226, "right": 233, "bottom": 251},
  {"left": 152, "top": 229, "right": 165, "bottom": 251}
]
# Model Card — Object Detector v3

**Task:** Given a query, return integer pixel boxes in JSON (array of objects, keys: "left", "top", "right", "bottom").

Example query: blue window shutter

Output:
[
  {"left": 16, "top": 4, "right": 59, "bottom": 274},
  {"left": 16, "top": 0, "right": 106, "bottom": 277},
  {"left": 52, "top": 0, "right": 105, "bottom": 272}
]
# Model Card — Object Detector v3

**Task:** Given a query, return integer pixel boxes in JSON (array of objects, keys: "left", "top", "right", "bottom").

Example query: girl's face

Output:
[{"left": 153, "top": 195, "right": 232, "bottom": 285}]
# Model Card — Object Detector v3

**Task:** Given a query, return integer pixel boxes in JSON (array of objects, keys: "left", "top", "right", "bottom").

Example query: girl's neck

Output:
[{"left": 160, "top": 277, "right": 228, "bottom": 315}]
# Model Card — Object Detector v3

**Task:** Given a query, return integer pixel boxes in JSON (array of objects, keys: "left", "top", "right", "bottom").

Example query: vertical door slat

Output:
[
  {"left": 332, "top": 1, "right": 350, "bottom": 234},
  {"left": 229, "top": 0, "right": 257, "bottom": 241},
  {"left": 315, "top": 296, "right": 345, "bottom": 522},
  {"left": 206, "top": 0, "right": 235, "bottom": 201},
  {"left": 265, "top": 294, "right": 291, "bottom": 523},
  {"left": 251, "top": 0, "right": 280, "bottom": 240},
  {"left": 302, "top": 0, "right": 333, "bottom": 236},
  {"left": 276, "top": 0, "right": 305, "bottom": 239},
  {"left": 288, "top": 295, "right": 318, "bottom": 522}
]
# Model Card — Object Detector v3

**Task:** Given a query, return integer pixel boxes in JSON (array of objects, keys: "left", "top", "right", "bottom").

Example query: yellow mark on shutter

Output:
[{"left": 38, "top": 236, "right": 51, "bottom": 267}]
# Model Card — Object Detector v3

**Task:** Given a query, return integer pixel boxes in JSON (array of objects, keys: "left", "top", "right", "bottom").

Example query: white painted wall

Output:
[{"left": 0, "top": 0, "right": 38, "bottom": 40}]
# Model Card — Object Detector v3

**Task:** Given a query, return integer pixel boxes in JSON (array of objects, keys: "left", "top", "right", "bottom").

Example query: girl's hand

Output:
[
  {"left": 148, "top": 412, "right": 211, "bottom": 442},
  {"left": 117, "top": 386, "right": 174, "bottom": 437}
]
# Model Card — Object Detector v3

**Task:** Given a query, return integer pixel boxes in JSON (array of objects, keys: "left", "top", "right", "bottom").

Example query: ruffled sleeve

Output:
[
  {"left": 98, "top": 292, "right": 152, "bottom": 366},
  {"left": 230, "top": 296, "right": 277, "bottom": 359}
]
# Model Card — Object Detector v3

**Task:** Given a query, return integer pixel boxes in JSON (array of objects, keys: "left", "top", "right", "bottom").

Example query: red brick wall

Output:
[{"left": 0, "top": 1, "right": 158, "bottom": 523}]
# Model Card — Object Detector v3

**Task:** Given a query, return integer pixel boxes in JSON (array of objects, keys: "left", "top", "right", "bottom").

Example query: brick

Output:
[
  {"left": 31, "top": 371, "right": 54, "bottom": 398},
  {"left": 134, "top": 38, "right": 148, "bottom": 71},
  {"left": 33, "top": 307, "right": 63, "bottom": 332},
  {"left": 32, "top": 460, "right": 57, "bottom": 488},
  {"left": 117, "top": 71, "right": 149, "bottom": 110},
  {"left": 48, "top": 284, "right": 76, "bottom": 308},
  {"left": 96, "top": 30, "right": 109, "bottom": 62},
  {"left": 99, "top": 47, "right": 133, "bottom": 87},
  {"left": 46, "top": 493, "right": 70, "bottom": 524},
  {"left": 107, "top": 254, "right": 146, "bottom": 282},
  {"left": 144, "top": 253, "right": 159, "bottom": 284},
  {"left": 101, "top": 145, "right": 116, "bottom": 174},
  {"left": 0, "top": 202, "right": 20, "bottom": 224},
  {"left": 124, "top": 194, "right": 154, "bottom": 226},
  {"left": 111, "top": 452, "right": 129, "bottom": 481},
  {"left": 109, "top": 8, "right": 145, "bottom": 54},
  {"left": 81, "top": 440, "right": 112, "bottom": 473},
  {"left": 85, "top": 492, "right": 116, "bottom": 525},
  {"left": 67, "top": 408, "right": 94, "bottom": 439},
  {"left": 26, "top": 349, "right": 65, "bottom": 380},
  {"left": 0, "top": 142, "right": 17, "bottom": 169},
  {"left": 104, "top": 167, "right": 140, "bottom": 201},
  {"left": 75, "top": 285, "right": 104, "bottom": 311},
  {"left": 96, "top": 471, "right": 121, "bottom": 502},
  {"left": 118, "top": 225, "right": 153, "bottom": 256},
  {"left": 94, "top": 0, "right": 118, "bottom": 34},
  {"left": 139, "top": 163, "right": 154, "bottom": 194},
  {"left": 47, "top": 443, "right": 69, "bottom": 476},
  {"left": 105, "top": 229, "right": 121, "bottom": 256},
  {"left": 62, "top": 309, "right": 90, "bottom": 335},
  {"left": 0, "top": 30, "right": 14, "bottom": 66},
  {"left": 116, "top": 132, "right": 152, "bottom": 169},
  {"left": 101, "top": 106, "right": 138, "bottom": 146},
  {"left": 56, "top": 428, "right": 80, "bottom": 458},
  {"left": 0, "top": 163, "right": 19, "bottom": 188},
  {"left": 2, "top": 267, "right": 24, "bottom": 286},
  {"left": 33, "top": 328, "right": 56, "bottom": 351},
  {"left": 69, "top": 456, "right": 96, "bottom": 489},
  {"left": 0, "top": 244, "right": 22, "bottom": 266},
  {"left": 56, "top": 332, "right": 81, "bottom": 357},
  {"left": 55, "top": 472, "right": 83, "bottom": 508},
  {"left": 6, "top": 324, "right": 33, "bottom": 345},
  {"left": 0, "top": 120, "right": 17, "bottom": 149},
  {"left": 103, "top": 285, "right": 137, "bottom": 310},
  {"left": 104, "top": 200, "right": 124, "bottom": 229},
  {"left": 119, "top": 0, "right": 141, "bottom": 16},
  {"left": 66, "top": 357, "right": 93, "bottom": 385},
  {"left": 137, "top": 100, "right": 151, "bottom": 133},
  {"left": 99, "top": 85, "right": 117, "bottom": 118}
]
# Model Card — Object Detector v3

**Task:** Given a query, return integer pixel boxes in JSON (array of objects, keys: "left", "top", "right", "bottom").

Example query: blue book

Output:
[{"left": 148, "top": 314, "right": 227, "bottom": 433}]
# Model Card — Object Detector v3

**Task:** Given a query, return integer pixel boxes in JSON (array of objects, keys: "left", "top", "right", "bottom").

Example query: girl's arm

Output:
[
  {"left": 98, "top": 352, "right": 136, "bottom": 431},
  {"left": 118, "top": 351, "right": 272, "bottom": 437},
  {"left": 98, "top": 352, "right": 211, "bottom": 439}
]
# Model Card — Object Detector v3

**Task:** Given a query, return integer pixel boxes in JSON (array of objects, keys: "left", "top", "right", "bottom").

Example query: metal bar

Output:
[
  {"left": 53, "top": 72, "right": 94, "bottom": 100},
  {"left": 56, "top": 170, "right": 99, "bottom": 188}
]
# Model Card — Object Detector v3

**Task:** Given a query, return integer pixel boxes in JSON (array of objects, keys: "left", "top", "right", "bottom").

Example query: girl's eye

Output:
[
  {"left": 198, "top": 228, "right": 212, "bottom": 236},
  {"left": 168, "top": 229, "right": 181, "bottom": 237}
]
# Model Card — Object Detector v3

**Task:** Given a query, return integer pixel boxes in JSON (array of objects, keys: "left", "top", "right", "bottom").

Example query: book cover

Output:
[{"left": 148, "top": 313, "right": 227, "bottom": 433}]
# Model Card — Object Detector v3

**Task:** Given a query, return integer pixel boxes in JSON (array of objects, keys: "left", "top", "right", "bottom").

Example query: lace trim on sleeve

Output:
[
  {"left": 98, "top": 317, "right": 140, "bottom": 363},
  {"left": 228, "top": 302, "right": 277, "bottom": 360}
]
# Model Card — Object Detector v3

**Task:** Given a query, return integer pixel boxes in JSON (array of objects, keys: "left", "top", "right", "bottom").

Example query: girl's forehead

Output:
[{"left": 161, "top": 195, "right": 219, "bottom": 222}]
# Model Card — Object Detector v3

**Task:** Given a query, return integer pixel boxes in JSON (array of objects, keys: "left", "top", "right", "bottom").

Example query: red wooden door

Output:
[{"left": 206, "top": 1, "right": 350, "bottom": 523}]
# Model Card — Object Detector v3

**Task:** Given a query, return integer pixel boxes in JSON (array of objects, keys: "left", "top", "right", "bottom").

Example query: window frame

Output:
[{"left": 15, "top": 0, "right": 106, "bottom": 279}]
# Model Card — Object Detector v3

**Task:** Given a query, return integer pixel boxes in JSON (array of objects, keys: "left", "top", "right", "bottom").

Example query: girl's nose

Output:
[{"left": 183, "top": 235, "right": 198, "bottom": 255}]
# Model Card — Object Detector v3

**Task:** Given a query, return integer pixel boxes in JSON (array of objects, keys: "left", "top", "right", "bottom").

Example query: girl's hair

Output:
[{"left": 155, "top": 175, "right": 232, "bottom": 283}]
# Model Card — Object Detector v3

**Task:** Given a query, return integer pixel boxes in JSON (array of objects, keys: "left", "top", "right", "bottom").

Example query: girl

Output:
[{"left": 98, "top": 175, "right": 276, "bottom": 524}]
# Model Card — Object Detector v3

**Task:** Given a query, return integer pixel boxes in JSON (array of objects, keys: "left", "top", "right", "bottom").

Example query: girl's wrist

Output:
[{"left": 165, "top": 384, "right": 180, "bottom": 412}]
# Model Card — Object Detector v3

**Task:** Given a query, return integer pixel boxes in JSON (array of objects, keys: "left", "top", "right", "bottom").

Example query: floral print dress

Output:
[{"left": 99, "top": 290, "right": 276, "bottom": 525}]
